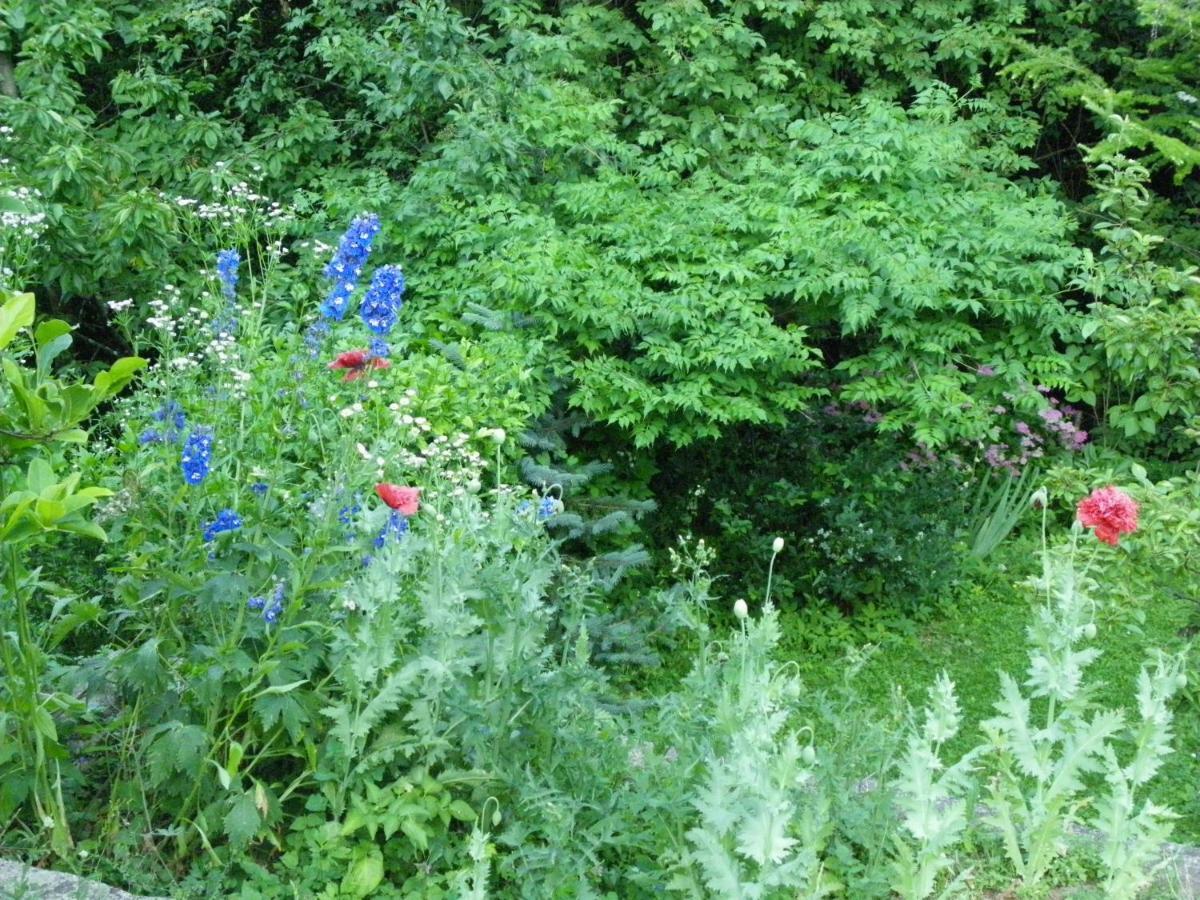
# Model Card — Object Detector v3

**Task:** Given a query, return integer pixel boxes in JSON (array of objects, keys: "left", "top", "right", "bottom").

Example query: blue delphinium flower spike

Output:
[
  {"left": 304, "top": 319, "right": 331, "bottom": 358},
  {"left": 148, "top": 400, "right": 186, "bottom": 442},
  {"left": 373, "top": 510, "right": 410, "bottom": 549},
  {"left": 181, "top": 428, "right": 214, "bottom": 485},
  {"left": 338, "top": 500, "right": 361, "bottom": 526},
  {"left": 319, "top": 214, "right": 381, "bottom": 320},
  {"left": 202, "top": 508, "right": 243, "bottom": 542},
  {"left": 359, "top": 264, "right": 405, "bottom": 334},
  {"left": 216, "top": 249, "right": 240, "bottom": 299}
]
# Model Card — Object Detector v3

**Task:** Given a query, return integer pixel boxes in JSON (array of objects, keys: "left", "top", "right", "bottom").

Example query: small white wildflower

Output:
[{"left": 627, "top": 744, "right": 647, "bottom": 770}]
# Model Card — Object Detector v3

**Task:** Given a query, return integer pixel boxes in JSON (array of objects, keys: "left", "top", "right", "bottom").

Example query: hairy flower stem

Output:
[{"left": 764, "top": 547, "right": 780, "bottom": 605}]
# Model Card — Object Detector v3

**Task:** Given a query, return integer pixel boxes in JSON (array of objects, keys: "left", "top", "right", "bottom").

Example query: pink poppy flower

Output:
[
  {"left": 375, "top": 483, "right": 420, "bottom": 516},
  {"left": 329, "top": 350, "right": 390, "bottom": 382},
  {"left": 1077, "top": 486, "right": 1139, "bottom": 546}
]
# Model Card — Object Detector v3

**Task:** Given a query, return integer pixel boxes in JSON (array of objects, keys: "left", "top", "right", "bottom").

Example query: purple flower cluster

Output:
[
  {"left": 898, "top": 444, "right": 939, "bottom": 473},
  {"left": 822, "top": 399, "right": 883, "bottom": 426},
  {"left": 359, "top": 264, "right": 405, "bottom": 335},
  {"left": 984, "top": 390, "right": 1088, "bottom": 474},
  {"left": 320, "top": 214, "right": 381, "bottom": 320}
]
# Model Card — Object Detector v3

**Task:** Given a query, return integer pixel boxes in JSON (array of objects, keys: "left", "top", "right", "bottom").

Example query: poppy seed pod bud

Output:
[
  {"left": 1030, "top": 486, "right": 1048, "bottom": 509},
  {"left": 801, "top": 745, "right": 816, "bottom": 765},
  {"left": 772, "top": 536, "right": 785, "bottom": 553},
  {"left": 1082, "top": 622, "right": 1097, "bottom": 640},
  {"left": 733, "top": 598, "right": 749, "bottom": 620}
]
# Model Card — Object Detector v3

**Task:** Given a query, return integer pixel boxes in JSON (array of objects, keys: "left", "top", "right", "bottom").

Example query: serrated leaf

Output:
[{"left": 223, "top": 790, "right": 261, "bottom": 848}]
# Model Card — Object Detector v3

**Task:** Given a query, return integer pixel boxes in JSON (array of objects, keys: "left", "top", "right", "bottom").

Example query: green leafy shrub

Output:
[{"left": 0, "top": 288, "right": 144, "bottom": 856}]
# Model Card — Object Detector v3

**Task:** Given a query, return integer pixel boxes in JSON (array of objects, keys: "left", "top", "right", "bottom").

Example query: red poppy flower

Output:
[
  {"left": 375, "top": 483, "right": 420, "bottom": 516},
  {"left": 329, "top": 350, "right": 390, "bottom": 382},
  {"left": 1077, "top": 486, "right": 1139, "bottom": 546}
]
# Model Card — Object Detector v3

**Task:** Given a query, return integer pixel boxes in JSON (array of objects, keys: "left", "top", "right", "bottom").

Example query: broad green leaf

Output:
[
  {"left": 0, "top": 292, "right": 34, "bottom": 350},
  {"left": 30, "top": 706, "right": 57, "bottom": 741},
  {"left": 448, "top": 799, "right": 476, "bottom": 823},
  {"left": 341, "top": 844, "right": 384, "bottom": 899},
  {"left": 91, "top": 356, "right": 147, "bottom": 400},
  {"left": 26, "top": 457, "right": 55, "bottom": 493}
]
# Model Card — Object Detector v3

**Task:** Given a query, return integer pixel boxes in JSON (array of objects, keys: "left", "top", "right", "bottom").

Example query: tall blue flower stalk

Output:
[
  {"left": 320, "top": 214, "right": 381, "bottom": 320},
  {"left": 181, "top": 428, "right": 214, "bottom": 485},
  {"left": 216, "top": 249, "right": 240, "bottom": 299},
  {"left": 359, "top": 264, "right": 405, "bottom": 335}
]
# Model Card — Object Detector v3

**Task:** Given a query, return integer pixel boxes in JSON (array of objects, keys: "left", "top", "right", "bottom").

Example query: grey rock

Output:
[{"left": 0, "top": 860, "right": 166, "bottom": 900}]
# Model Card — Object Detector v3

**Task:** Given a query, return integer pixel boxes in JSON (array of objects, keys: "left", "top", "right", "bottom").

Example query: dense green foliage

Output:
[
  {"left": 2, "top": 0, "right": 1199, "bottom": 896},
  {"left": 3, "top": 0, "right": 1198, "bottom": 449}
]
